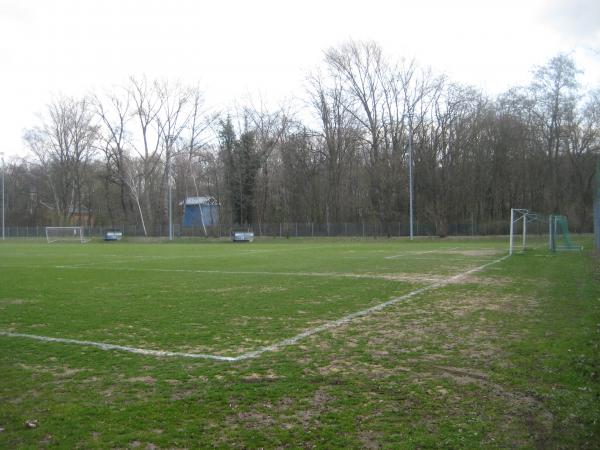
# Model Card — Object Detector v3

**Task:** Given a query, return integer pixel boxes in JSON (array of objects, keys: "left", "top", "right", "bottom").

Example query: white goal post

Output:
[{"left": 45, "top": 226, "right": 87, "bottom": 244}]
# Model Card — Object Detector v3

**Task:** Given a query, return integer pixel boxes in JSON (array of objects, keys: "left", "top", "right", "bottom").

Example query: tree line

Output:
[{"left": 4, "top": 41, "right": 600, "bottom": 236}]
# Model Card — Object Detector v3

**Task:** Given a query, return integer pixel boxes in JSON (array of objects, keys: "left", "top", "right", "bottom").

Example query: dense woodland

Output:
[{"left": 3, "top": 42, "right": 600, "bottom": 236}]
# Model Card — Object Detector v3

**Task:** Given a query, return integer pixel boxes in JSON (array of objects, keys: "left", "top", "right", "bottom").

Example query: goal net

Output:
[
  {"left": 46, "top": 226, "right": 87, "bottom": 244},
  {"left": 549, "top": 215, "right": 582, "bottom": 252}
]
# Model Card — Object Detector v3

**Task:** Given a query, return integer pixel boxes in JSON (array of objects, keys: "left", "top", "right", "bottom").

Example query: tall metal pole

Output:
[
  {"left": 1, "top": 153, "right": 5, "bottom": 241},
  {"left": 509, "top": 208, "right": 515, "bottom": 255},
  {"left": 168, "top": 172, "right": 173, "bottom": 241},
  {"left": 167, "top": 141, "right": 173, "bottom": 241},
  {"left": 522, "top": 212, "right": 527, "bottom": 252},
  {"left": 408, "top": 113, "right": 414, "bottom": 240}
]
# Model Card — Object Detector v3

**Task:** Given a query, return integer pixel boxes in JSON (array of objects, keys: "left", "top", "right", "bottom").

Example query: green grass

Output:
[{"left": 0, "top": 237, "right": 598, "bottom": 448}]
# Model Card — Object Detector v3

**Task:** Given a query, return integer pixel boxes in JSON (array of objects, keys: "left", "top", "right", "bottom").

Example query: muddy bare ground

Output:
[{"left": 274, "top": 273, "right": 555, "bottom": 447}]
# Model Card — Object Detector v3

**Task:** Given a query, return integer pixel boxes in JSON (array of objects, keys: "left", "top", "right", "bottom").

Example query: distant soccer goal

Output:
[
  {"left": 509, "top": 209, "right": 582, "bottom": 254},
  {"left": 509, "top": 209, "right": 548, "bottom": 255},
  {"left": 45, "top": 226, "right": 87, "bottom": 244}
]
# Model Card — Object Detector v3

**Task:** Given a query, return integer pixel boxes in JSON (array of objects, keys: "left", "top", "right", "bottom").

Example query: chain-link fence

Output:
[{"left": 0, "top": 220, "right": 514, "bottom": 240}]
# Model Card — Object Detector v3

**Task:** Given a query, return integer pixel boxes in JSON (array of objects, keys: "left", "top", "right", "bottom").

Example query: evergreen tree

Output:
[{"left": 218, "top": 118, "right": 260, "bottom": 225}]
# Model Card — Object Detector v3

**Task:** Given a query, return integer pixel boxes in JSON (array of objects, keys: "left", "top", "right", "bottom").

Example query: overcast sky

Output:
[{"left": 1, "top": 0, "right": 599, "bottom": 159}]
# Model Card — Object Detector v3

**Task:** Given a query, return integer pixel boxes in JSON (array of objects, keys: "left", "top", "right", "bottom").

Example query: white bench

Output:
[{"left": 232, "top": 232, "right": 254, "bottom": 242}]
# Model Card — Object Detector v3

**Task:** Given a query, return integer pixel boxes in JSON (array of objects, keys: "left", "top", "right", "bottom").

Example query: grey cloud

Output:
[{"left": 543, "top": 0, "right": 600, "bottom": 41}]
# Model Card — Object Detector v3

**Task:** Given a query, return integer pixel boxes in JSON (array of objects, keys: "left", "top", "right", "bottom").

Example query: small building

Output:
[
  {"left": 69, "top": 206, "right": 95, "bottom": 227},
  {"left": 181, "top": 196, "right": 220, "bottom": 228}
]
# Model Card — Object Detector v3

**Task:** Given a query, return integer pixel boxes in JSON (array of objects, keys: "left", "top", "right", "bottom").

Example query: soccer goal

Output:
[
  {"left": 509, "top": 208, "right": 548, "bottom": 255},
  {"left": 45, "top": 226, "right": 87, "bottom": 244},
  {"left": 509, "top": 209, "right": 582, "bottom": 254}
]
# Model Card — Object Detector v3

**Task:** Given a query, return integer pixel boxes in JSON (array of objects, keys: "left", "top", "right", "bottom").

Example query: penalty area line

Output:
[
  {"left": 1, "top": 255, "right": 509, "bottom": 362},
  {"left": 0, "top": 331, "right": 237, "bottom": 362},
  {"left": 233, "top": 254, "right": 509, "bottom": 360}
]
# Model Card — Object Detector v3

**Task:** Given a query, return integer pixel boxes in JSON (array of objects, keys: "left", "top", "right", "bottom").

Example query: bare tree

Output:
[
  {"left": 24, "top": 96, "right": 98, "bottom": 225},
  {"left": 308, "top": 71, "right": 360, "bottom": 222},
  {"left": 122, "top": 154, "right": 148, "bottom": 236},
  {"left": 12, "top": 48, "right": 599, "bottom": 236},
  {"left": 128, "top": 76, "right": 164, "bottom": 231},
  {"left": 530, "top": 54, "right": 580, "bottom": 211},
  {"left": 243, "top": 102, "right": 292, "bottom": 225},
  {"left": 93, "top": 87, "right": 134, "bottom": 224}
]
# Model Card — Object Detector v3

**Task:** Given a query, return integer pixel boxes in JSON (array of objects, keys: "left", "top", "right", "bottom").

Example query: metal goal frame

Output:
[{"left": 45, "top": 226, "right": 87, "bottom": 244}]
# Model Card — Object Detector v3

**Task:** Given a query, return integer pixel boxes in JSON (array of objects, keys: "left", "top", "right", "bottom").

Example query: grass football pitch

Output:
[{"left": 1, "top": 237, "right": 599, "bottom": 448}]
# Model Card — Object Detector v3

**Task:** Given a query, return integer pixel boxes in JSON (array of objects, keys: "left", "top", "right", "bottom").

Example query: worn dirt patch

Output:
[
  {"left": 275, "top": 396, "right": 294, "bottom": 411},
  {"left": 242, "top": 370, "right": 283, "bottom": 383},
  {"left": 232, "top": 411, "right": 276, "bottom": 429},
  {"left": 204, "top": 287, "right": 244, "bottom": 294},
  {"left": 0, "top": 298, "right": 34, "bottom": 305},
  {"left": 17, "top": 363, "right": 87, "bottom": 379},
  {"left": 126, "top": 376, "right": 156, "bottom": 385},
  {"left": 434, "top": 292, "right": 537, "bottom": 318},
  {"left": 446, "top": 275, "right": 511, "bottom": 286},
  {"left": 443, "top": 249, "right": 504, "bottom": 257},
  {"left": 358, "top": 431, "right": 383, "bottom": 449},
  {"left": 316, "top": 359, "right": 397, "bottom": 380},
  {"left": 354, "top": 272, "right": 446, "bottom": 283},
  {"left": 258, "top": 286, "right": 288, "bottom": 293},
  {"left": 433, "top": 365, "right": 493, "bottom": 385},
  {"left": 345, "top": 269, "right": 511, "bottom": 286},
  {"left": 312, "top": 387, "right": 335, "bottom": 408},
  {"left": 429, "top": 364, "right": 554, "bottom": 441},
  {"left": 171, "top": 388, "right": 198, "bottom": 401},
  {"left": 57, "top": 367, "right": 86, "bottom": 378}
]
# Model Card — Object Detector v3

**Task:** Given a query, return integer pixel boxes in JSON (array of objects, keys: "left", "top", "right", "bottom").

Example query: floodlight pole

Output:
[
  {"left": 1, "top": 152, "right": 5, "bottom": 241},
  {"left": 167, "top": 138, "right": 174, "bottom": 241},
  {"left": 168, "top": 173, "right": 173, "bottom": 241},
  {"left": 408, "top": 113, "right": 414, "bottom": 240}
]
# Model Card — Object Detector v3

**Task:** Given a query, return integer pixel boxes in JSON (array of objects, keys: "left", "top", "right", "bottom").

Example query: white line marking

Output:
[
  {"left": 1, "top": 255, "right": 509, "bottom": 362},
  {"left": 52, "top": 264, "right": 500, "bottom": 282},
  {"left": 233, "top": 254, "right": 509, "bottom": 360},
  {"left": 385, "top": 250, "right": 438, "bottom": 259},
  {"left": 52, "top": 265, "right": 425, "bottom": 281},
  {"left": 0, "top": 332, "right": 237, "bottom": 361}
]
